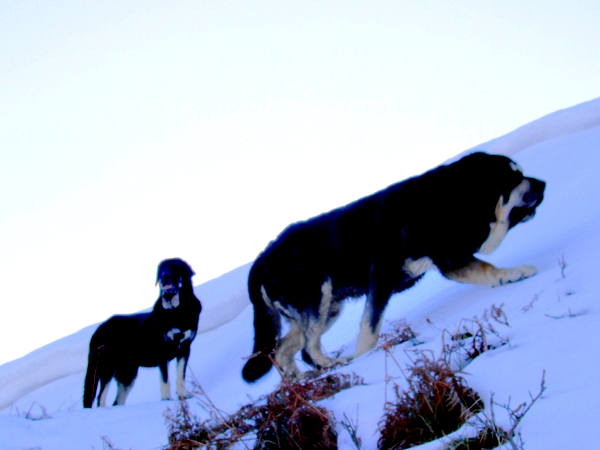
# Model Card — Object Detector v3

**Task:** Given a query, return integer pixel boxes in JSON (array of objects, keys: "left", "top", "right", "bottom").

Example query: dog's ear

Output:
[
  {"left": 176, "top": 258, "right": 195, "bottom": 279},
  {"left": 156, "top": 266, "right": 164, "bottom": 286},
  {"left": 186, "top": 264, "right": 196, "bottom": 279}
]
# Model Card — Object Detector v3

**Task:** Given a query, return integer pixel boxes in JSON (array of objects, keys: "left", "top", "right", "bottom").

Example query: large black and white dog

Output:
[
  {"left": 83, "top": 258, "right": 201, "bottom": 407},
  {"left": 242, "top": 152, "right": 545, "bottom": 382}
]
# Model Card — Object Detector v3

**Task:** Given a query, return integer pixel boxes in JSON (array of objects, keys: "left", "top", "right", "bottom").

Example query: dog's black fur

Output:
[
  {"left": 242, "top": 152, "right": 545, "bottom": 382},
  {"left": 83, "top": 258, "right": 201, "bottom": 408}
]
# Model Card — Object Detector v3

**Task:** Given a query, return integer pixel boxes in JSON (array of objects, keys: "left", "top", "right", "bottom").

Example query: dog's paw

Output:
[
  {"left": 283, "top": 367, "right": 305, "bottom": 382},
  {"left": 335, "top": 355, "right": 352, "bottom": 365},
  {"left": 495, "top": 264, "right": 538, "bottom": 287},
  {"left": 177, "top": 390, "right": 193, "bottom": 400},
  {"left": 304, "top": 356, "right": 352, "bottom": 379},
  {"left": 325, "top": 355, "right": 352, "bottom": 369}
]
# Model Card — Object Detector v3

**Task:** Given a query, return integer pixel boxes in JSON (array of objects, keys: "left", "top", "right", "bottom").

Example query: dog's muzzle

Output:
[
  {"left": 161, "top": 284, "right": 176, "bottom": 298},
  {"left": 509, "top": 177, "right": 546, "bottom": 227},
  {"left": 523, "top": 178, "right": 546, "bottom": 208},
  {"left": 160, "top": 282, "right": 181, "bottom": 308}
]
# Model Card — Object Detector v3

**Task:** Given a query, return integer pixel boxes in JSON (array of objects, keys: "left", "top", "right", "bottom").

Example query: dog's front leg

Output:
[
  {"left": 159, "top": 361, "right": 172, "bottom": 400},
  {"left": 440, "top": 256, "right": 538, "bottom": 287},
  {"left": 176, "top": 354, "right": 193, "bottom": 399}
]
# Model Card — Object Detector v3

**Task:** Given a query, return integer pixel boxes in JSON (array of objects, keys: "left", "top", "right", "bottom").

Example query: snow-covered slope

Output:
[{"left": 1, "top": 98, "right": 599, "bottom": 449}]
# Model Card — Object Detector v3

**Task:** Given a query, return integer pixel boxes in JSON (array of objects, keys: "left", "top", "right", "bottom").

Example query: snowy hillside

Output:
[{"left": 1, "top": 98, "right": 600, "bottom": 449}]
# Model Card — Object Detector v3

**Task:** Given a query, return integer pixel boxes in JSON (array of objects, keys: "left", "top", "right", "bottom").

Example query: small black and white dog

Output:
[
  {"left": 242, "top": 152, "right": 546, "bottom": 382},
  {"left": 83, "top": 258, "right": 201, "bottom": 408}
]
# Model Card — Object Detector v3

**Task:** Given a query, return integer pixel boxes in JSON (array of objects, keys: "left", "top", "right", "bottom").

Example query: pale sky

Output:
[{"left": 1, "top": 0, "right": 599, "bottom": 365}]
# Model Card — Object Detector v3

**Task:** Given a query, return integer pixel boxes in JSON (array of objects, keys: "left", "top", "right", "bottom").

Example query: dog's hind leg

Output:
[
  {"left": 96, "top": 364, "right": 116, "bottom": 407},
  {"left": 275, "top": 320, "right": 305, "bottom": 380},
  {"left": 354, "top": 302, "right": 384, "bottom": 359},
  {"left": 354, "top": 273, "right": 399, "bottom": 359},
  {"left": 113, "top": 366, "right": 138, "bottom": 406},
  {"left": 302, "top": 279, "right": 346, "bottom": 368},
  {"left": 97, "top": 378, "right": 111, "bottom": 407},
  {"left": 114, "top": 381, "right": 134, "bottom": 406}
]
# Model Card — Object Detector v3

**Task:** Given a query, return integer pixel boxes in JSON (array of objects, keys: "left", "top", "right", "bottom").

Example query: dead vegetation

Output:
[
  {"left": 545, "top": 308, "right": 587, "bottom": 320},
  {"left": 100, "top": 435, "right": 130, "bottom": 450},
  {"left": 444, "top": 371, "right": 547, "bottom": 450},
  {"left": 166, "top": 307, "right": 544, "bottom": 450},
  {"left": 11, "top": 401, "right": 53, "bottom": 421},
  {"left": 378, "top": 352, "right": 483, "bottom": 450},
  {"left": 442, "top": 304, "right": 510, "bottom": 370},
  {"left": 558, "top": 253, "right": 568, "bottom": 279},
  {"left": 378, "top": 320, "right": 418, "bottom": 349},
  {"left": 521, "top": 294, "right": 539, "bottom": 313},
  {"left": 165, "top": 370, "right": 364, "bottom": 450},
  {"left": 377, "top": 306, "right": 546, "bottom": 450},
  {"left": 339, "top": 411, "right": 363, "bottom": 450},
  {"left": 443, "top": 426, "right": 503, "bottom": 450}
]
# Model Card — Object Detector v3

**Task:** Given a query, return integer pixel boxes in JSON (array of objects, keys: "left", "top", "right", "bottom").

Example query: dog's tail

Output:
[
  {"left": 83, "top": 343, "right": 102, "bottom": 408},
  {"left": 242, "top": 259, "right": 281, "bottom": 382}
]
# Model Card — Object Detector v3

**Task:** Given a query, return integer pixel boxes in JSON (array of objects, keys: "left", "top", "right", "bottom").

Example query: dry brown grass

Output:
[
  {"left": 444, "top": 371, "right": 547, "bottom": 450},
  {"left": 378, "top": 320, "right": 418, "bottom": 349},
  {"left": 377, "top": 353, "right": 483, "bottom": 450},
  {"left": 165, "top": 371, "right": 364, "bottom": 450},
  {"left": 166, "top": 308, "right": 544, "bottom": 450},
  {"left": 443, "top": 426, "right": 502, "bottom": 450}
]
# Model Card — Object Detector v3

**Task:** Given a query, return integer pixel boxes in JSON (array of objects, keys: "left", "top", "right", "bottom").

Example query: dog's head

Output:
[
  {"left": 460, "top": 152, "right": 545, "bottom": 254},
  {"left": 461, "top": 152, "right": 546, "bottom": 224},
  {"left": 155, "top": 258, "right": 196, "bottom": 310},
  {"left": 491, "top": 155, "right": 545, "bottom": 229}
]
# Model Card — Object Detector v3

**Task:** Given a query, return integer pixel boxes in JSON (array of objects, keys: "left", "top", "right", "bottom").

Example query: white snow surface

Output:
[{"left": 1, "top": 97, "right": 600, "bottom": 449}]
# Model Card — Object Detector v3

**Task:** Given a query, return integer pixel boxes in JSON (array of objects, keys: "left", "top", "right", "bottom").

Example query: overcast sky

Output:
[{"left": 1, "top": 0, "right": 599, "bottom": 365}]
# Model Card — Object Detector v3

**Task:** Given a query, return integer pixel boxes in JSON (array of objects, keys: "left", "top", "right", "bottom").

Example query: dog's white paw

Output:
[
  {"left": 177, "top": 389, "right": 193, "bottom": 400},
  {"left": 283, "top": 366, "right": 304, "bottom": 382},
  {"left": 318, "top": 355, "right": 351, "bottom": 370},
  {"left": 495, "top": 264, "right": 538, "bottom": 287},
  {"left": 333, "top": 355, "right": 351, "bottom": 365}
]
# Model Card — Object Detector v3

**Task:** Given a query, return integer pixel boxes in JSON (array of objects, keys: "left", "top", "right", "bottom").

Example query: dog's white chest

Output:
[{"left": 165, "top": 328, "right": 195, "bottom": 342}]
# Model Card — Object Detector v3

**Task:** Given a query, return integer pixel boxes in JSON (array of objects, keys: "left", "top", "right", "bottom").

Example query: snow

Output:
[{"left": 1, "top": 97, "right": 600, "bottom": 449}]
